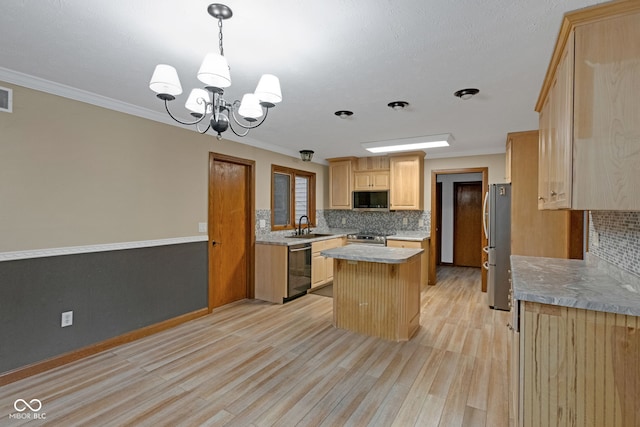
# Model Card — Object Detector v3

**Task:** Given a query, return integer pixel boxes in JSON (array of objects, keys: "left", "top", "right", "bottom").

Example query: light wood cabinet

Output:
[
  {"left": 332, "top": 255, "right": 421, "bottom": 341},
  {"left": 536, "top": 3, "right": 640, "bottom": 210},
  {"left": 254, "top": 244, "right": 288, "bottom": 304},
  {"left": 327, "top": 158, "right": 356, "bottom": 210},
  {"left": 538, "top": 32, "right": 574, "bottom": 210},
  {"left": 389, "top": 152, "right": 424, "bottom": 210},
  {"left": 311, "top": 237, "right": 345, "bottom": 288},
  {"left": 516, "top": 300, "right": 640, "bottom": 427},
  {"left": 386, "top": 238, "right": 429, "bottom": 289},
  {"left": 353, "top": 170, "right": 390, "bottom": 190},
  {"left": 508, "top": 130, "right": 583, "bottom": 259}
]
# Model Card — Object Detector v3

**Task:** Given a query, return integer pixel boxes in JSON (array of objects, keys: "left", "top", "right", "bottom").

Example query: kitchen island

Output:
[{"left": 321, "top": 245, "right": 423, "bottom": 341}]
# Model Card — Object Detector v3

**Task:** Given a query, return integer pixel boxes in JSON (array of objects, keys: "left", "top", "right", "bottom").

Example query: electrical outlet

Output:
[
  {"left": 198, "top": 222, "right": 207, "bottom": 233},
  {"left": 342, "top": 218, "right": 346, "bottom": 225},
  {"left": 419, "top": 219, "right": 424, "bottom": 227},
  {"left": 592, "top": 231, "right": 600, "bottom": 247},
  {"left": 259, "top": 219, "right": 266, "bottom": 228},
  {"left": 403, "top": 218, "right": 408, "bottom": 226},
  {"left": 61, "top": 311, "right": 73, "bottom": 327}
]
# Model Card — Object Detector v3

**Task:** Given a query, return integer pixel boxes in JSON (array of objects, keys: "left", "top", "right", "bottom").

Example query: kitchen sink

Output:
[{"left": 286, "top": 233, "right": 334, "bottom": 239}]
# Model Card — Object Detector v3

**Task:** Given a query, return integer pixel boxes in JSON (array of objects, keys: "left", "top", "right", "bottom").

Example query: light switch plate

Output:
[
  {"left": 259, "top": 219, "right": 266, "bottom": 228},
  {"left": 198, "top": 222, "right": 207, "bottom": 233}
]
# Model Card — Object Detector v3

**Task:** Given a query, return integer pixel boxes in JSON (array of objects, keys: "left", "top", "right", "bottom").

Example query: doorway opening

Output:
[{"left": 429, "top": 168, "right": 488, "bottom": 290}]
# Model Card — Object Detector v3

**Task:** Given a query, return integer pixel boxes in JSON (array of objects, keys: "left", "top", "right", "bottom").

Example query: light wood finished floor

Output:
[{"left": 0, "top": 266, "right": 511, "bottom": 426}]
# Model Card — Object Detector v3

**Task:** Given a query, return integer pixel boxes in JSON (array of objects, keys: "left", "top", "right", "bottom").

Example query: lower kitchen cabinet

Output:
[
  {"left": 254, "top": 244, "right": 288, "bottom": 304},
  {"left": 311, "top": 237, "right": 345, "bottom": 288},
  {"left": 386, "top": 238, "right": 429, "bottom": 289},
  {"left": 514, "top": 300, "right": 640, "bottom": 427}
]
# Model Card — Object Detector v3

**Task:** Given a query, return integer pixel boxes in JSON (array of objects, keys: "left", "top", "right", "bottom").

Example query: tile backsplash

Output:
[
  {"left": 589, "top": 211, "right": 640, "bottom": 278},
  {"left": 256, "top": 209, "right": 430, "bottom": 236}
]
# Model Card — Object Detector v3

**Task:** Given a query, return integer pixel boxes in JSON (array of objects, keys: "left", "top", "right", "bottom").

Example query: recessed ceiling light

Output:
[
  {"left": 334, "top": 110, "right": 354, "bottom": 119},
  {"left": 362, "top": 134, "right": 453, "bottom": 154},
  {"left": 387, "top": 101, "right": 409, "bottom": 111},
  {"left": 454, "top": 88, "right": 480, "bottom": 100}
]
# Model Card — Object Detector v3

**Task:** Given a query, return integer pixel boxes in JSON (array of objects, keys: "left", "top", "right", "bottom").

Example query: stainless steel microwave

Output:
[{"left": 352, "top": 190, "right": 389, "bottom": 211}]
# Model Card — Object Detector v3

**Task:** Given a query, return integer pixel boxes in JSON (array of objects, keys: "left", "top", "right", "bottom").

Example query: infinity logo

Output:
[{"left": 13, "top": 399, "right": 42, "bottom": 412}]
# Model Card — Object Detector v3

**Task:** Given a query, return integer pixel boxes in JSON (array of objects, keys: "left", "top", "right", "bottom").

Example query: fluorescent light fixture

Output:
[{"left": 362, "top": 134, "right": 453, "bottom": 154}]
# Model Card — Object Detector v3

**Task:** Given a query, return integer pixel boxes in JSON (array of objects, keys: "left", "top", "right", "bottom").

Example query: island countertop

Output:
[
  {"left": 386, "top": 231, "right": 430, "bottom": 242},
  {"left": 321, "top": 245, "right": 423, "bottom": 264},
  {"left": 511, "top": 255, "right": 640, "bottom": 316}
]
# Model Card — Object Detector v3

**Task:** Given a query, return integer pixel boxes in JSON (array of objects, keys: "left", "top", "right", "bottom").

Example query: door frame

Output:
[
  {"left": 208, "top": 152, "right": 255, "bottom": 312},
  {"left": 429, "top": 167, "right": 488, "bottom": 288}
]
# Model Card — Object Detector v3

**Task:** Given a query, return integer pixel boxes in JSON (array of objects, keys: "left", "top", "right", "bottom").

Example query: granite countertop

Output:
[
  {"left": 255, "top": 229, "right": 355, "bottom": 246},
  {"left": 256, "top": 229, "right": 429, "bottom": 246},
  {"left": 387, "top": 231, "right": 430, "bottom": 241},
  {"left": 321, "top": 245, "right": 423, "bottom": 264},
  {"left": 511, "top": 255, "right": 640, "bottom": 316}
]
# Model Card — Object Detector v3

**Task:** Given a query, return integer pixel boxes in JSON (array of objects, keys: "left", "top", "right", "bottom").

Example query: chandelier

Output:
[{"left": 149, "top": 3, "right": 282, "bottom": 140}]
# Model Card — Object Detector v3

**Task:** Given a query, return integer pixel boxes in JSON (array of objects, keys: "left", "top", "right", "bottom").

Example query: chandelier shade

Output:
[
  {"left": 148, "top": 3, "right": 281, "bottom": 140},
  {"left": 238, "top": 94, "right": 263, "bottom": 119},
  {"left": 149, "top": 65, "right": 183, "bottom": 97},
  {"left": 185, "top": 89, "right": 211, "bottom": 114},
  {"left": 254, "top": 74, "right": 282, "bottom": 105},
  {"left": 197, "top": 53, "right": 231, "bottom": 88}
]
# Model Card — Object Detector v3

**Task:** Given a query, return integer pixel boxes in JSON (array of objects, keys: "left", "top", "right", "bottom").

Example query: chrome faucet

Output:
[{"left": 298, "top": 215, "right": 312, "bottom": 235}]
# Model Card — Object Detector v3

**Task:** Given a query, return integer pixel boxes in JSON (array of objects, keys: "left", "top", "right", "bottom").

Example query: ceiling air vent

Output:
[{"left": 0, "top": 86, "right": 13, "bottom": 113}]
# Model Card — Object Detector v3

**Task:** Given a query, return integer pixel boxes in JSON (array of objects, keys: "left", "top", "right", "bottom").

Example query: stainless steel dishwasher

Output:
[{"left": 286, "top": 243, "right": 312, "bottom": 302}]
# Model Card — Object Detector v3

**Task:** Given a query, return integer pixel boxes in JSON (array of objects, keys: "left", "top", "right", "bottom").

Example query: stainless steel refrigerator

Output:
[{"left": 483, "top": 183, "right": 511, "bottom": 311}]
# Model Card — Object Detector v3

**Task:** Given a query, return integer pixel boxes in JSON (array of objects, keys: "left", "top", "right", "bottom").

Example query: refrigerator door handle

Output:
[{"left": 482, "top": 190, "right": 489, "bottom": 240}]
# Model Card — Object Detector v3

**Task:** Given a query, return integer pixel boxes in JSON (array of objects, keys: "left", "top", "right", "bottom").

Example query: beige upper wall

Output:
[
  {"left": 0, "top": 82, "right": 327, "bottom": 251},
  {"left": 423, "top": 153, "right": 506, "bottom": 203}
]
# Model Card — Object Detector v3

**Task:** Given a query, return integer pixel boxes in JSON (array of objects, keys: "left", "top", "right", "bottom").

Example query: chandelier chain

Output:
[{"left": 218, "top": 18, "right": 224, "bottom": 56}]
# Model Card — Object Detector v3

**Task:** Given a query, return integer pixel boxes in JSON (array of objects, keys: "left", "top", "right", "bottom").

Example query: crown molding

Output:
[{"left": 0, "top": 67, "right": 315, "bottom": 163}]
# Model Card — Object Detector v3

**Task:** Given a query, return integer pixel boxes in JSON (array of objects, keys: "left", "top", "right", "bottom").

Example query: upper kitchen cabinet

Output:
[
  {"left": 508, "top": 130, "right": 583, "bottom": 259},
  {"left": 353, "top": 156, "right": 390, "bottom": 191},
  {"left": 353, "top": 171, "right": 390, "bottom": 191},
  {"left": 328, "top": 157, "right": 357, "bottom": 209},
  {"left": 389, "top": 152, "right": 425, "bottom": 210},
  {"left": 536, "top": 1, "right": 640, "bottom": 210}
]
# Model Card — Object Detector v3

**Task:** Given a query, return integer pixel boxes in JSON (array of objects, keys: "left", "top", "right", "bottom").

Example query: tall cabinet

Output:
[
  {"left": 507, "top": 130, "right": 583, "bottom": 259},
  {"left": 536, "top": 1, "right": 640, "bottom": 211},
  {"left": 328, "top": 158, "right": 356, "bottom": 209},
  {"left": 389, "top": 152, "right": 424, "bottom": 211}
]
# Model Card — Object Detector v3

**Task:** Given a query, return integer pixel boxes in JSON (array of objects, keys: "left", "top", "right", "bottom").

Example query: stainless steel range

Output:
[{"left": 346, "top": 231, "right": 392, "bottom": 246}]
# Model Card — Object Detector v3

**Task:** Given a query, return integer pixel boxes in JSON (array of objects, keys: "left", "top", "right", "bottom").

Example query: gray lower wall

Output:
[{"left": 0, "top": 241, "right": 208, "bottom": 373}]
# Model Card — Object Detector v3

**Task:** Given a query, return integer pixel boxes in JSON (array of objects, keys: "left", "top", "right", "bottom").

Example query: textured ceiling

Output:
[{"left": 0, "top": 0, "right": 605, "bottom": 161}]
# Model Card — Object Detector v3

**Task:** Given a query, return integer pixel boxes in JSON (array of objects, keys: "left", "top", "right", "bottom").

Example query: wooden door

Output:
[
  {"left": 209, "top": 153, "right": 255, "bottom": 311},
  {"left": 453, "top": 182, "right": 482, "bottom": 268}
]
